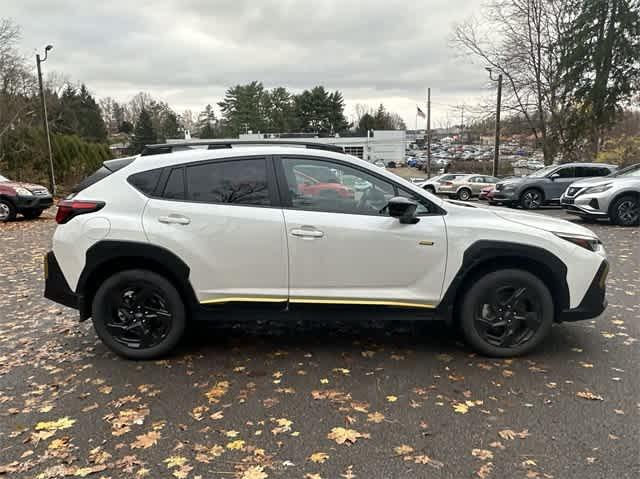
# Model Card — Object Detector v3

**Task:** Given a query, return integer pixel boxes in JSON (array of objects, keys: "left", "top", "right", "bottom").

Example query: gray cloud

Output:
[{"left": 4, "top": 0, "right": 490, "bottom": 126}]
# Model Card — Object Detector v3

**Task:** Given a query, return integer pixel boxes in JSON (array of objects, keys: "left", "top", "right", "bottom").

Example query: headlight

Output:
[
  {"left": 582, "top": 183, "right": 612, "bottom": 195},
  {"left": 502, "top": 185, "right": 516, "bottom": 191},
  {"left": 15, "top": 187, "right": 33, "bottom": 196},
  {"left": 554, "top": 232, "right": 602, "bottom": 252}
]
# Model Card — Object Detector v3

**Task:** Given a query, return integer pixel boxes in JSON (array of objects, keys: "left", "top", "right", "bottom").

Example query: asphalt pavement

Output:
[{"left": 0, "top": 205, "right": 638, "bottom": 479}]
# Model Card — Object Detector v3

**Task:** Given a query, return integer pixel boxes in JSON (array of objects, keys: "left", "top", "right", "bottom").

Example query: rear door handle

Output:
[
  {"left": 291, "top": 228, "right": 324, "bottom": 238},
  {"left": 158, "top": 214, "right": 191, "bottom": 225}
]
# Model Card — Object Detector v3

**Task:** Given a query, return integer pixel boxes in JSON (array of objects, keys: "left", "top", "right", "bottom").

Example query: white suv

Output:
[{"left": 44, "top": 141, "right": 609, "bottom": 359}]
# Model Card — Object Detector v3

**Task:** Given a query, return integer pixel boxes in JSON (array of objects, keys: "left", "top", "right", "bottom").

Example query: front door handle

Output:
[
  {"left": 291, "top": 228, "right": 324, "bottom": 238},
  {"left": 158, "top": 214, "right": 191, "bottom": 225}
]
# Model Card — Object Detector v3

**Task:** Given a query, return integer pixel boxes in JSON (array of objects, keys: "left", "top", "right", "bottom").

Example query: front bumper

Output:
[
  {"left": 44, "top": 252, "right": 79, "bottom": 310},
  {"left": 558, "top": 260, "right": 608, "bottom": 322},
  {"left": 561, "top": 193, "right": 609, "bottom": 217},
  {"left": 15, "top": 195, "right": 54, "bottom": 210},
  {"left": 491, "top": 189, "right": 518, "bottom": 202}
]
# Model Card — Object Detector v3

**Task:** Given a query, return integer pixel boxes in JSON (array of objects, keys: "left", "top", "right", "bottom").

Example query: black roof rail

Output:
[{"left": 140, "top": 140, "right": 345, "bottom": 156}]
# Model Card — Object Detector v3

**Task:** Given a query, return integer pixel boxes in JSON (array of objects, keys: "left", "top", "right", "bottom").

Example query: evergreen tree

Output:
[
  {"left": 131, "top": 109, "right": 156, "bottom": 154},
  {"left": 160, "top": 111, "right": 180, "bottom": 141},
  {"left": 197, "top": 104, "right": 218, "bottom": 138},
  {"left": 561, "top": 0, "right": 640, "bottom": 155},
  {"left": 218, "top": 81, "right": 267, "bottom": 135}
]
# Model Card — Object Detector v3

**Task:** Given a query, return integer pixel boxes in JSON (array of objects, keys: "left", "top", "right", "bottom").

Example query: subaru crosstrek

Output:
[{"left": 44, "top": 141, "right": 609, "bottom": 359}]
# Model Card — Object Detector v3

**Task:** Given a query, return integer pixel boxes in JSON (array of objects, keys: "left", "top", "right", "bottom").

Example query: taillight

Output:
[{"left": 55, "top": 200, "right": 105, "bottom": 224}]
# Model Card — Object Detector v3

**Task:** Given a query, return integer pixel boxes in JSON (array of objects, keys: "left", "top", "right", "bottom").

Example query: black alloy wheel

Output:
[
  {"left": 92, "top": 270, "right": 186, "bottom": 359},
  {"left": 460, "top": 269, "right": 554, "bottom": 357},
  {"left": 520, "top": 189, "right": 543, "bottom": 209}
]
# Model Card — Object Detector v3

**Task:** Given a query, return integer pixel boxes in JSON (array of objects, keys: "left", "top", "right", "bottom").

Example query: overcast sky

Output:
[{"left": 5, "top": 0, "right": 492, "bottom": 129}]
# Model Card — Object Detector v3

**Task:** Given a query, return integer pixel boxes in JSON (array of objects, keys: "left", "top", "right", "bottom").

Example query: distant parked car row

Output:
[{"left": 414, "top": 162, "right": 639, "bottom": 226}]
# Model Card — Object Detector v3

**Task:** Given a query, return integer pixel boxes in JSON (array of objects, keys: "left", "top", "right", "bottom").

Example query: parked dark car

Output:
[
  {"left": 491, "top": 163, "right": 617, "bottom": 210},
  {"left": 0, "top": 174, "right": 53, "bottom": 222}
]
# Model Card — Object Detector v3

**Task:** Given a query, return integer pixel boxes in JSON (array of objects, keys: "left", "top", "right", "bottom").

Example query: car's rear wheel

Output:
[
  {"left": 520, "top": 189, "right": 543, "bottom": 209},
  {"left": 22, "top": 208, "right": 44, "bottom": 220},
  {"left": 457, "top": 188, "right": 472, "bottom": 201},
  {"left": 610, "top": 195, "right": 639, "bottom": 226},
  {"left": 459, "top": 269, "right": 554, "bottom": 357},
  {"left": 92, "top": 270, "right": 186, "bottom": 359},
  {"left": 0, "top": 199, "right": 17, "bottom": 222}
]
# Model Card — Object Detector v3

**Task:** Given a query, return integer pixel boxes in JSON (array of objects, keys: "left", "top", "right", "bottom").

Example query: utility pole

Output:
[
  {"left": 486, "top": 68, "right": 503, "bottom": 177},
  {"left": 426, "top": 88, "right": 432, "bottom": 179},
  {"left": 36, "top": 45, "right": 56, "bottom": 195}
]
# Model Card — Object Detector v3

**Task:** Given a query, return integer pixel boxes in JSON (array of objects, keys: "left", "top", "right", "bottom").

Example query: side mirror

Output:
[
  {"left": 550, "top": 173, "right": 560, "bottom": 180},
  {"left": 387, "top": 196, "right": 420, "bottom": 224}
]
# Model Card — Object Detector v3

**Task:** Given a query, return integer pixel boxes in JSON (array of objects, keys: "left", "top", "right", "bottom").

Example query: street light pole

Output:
[
  {"left": 486, "top": 68, "right": 502, "bottom": 177},
  {"left": 36, "top": 45, "right": 56, "bottom": 195}
]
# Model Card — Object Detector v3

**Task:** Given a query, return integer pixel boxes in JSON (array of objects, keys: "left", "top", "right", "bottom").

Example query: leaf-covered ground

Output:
[{"left": 0, "top": 208, "right": 638, "bottom": 478}]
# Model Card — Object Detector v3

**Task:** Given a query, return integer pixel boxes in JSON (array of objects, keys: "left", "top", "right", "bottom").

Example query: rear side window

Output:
[
  {"left": 128, "top": 169, "right": 162, "bottom": 195},
  {"left": 186, "top": 158, "right": 271, "bottom": 206}
]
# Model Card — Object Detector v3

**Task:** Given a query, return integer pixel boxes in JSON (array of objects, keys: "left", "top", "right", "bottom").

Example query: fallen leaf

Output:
[
  {"left": 35, "top": 417, "right": 76, "bottom": 432},
  {"left": 453, "top": 403, "right": 469, "bottom": 414},
  {"left": 131, "top": 431, "right": 161, "bottom": 449},
  {"left": 241, "top": 466, "right": 268, "bottom": 479},
  {"left": 367, "top": 412, "right": 385, "bottom": 423},
  {"left": 477, "top": 462, "right": 493, "bottom": 478},
  {"left": 577, "top": 391, "right": 604, "bottom": 401},
  {"left": 226, "top": 440, "right": 245, "bottom": 450},
  {"left": 164, "top": 456, "right": 188, "bottom": 468},
  {"left": 309, "top": 452, "right": 329, "bottom": 463},
  {"left": 386, "top": 395, "right": 398, "bottom": 403},
  {"left": 394, "top": 445, "right": 414, "bottom": 456},
  {"left": 472, "top": 449, "right": 494, "bottom": 461},
  {"left": 327, "top": 427, "right": 369, "bottom": 445},
  {"left": 205, "top": 381, "right": 230, "bottom": 403}
]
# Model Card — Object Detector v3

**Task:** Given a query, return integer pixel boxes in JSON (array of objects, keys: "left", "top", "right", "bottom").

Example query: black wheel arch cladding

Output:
[
  {"left": 77, "top": 240, "right": 198, "bottom": 320},
  {"left": 437, "top": 240, "right": 570, "bottom": 322}
]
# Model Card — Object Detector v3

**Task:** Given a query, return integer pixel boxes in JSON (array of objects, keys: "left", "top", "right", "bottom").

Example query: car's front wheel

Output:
[
  {"left": 0, "top": 199, "right": 17, "bottom": 222},
  {"left": 459, "top": 269, "right": 554, "bottom": 357},
  {"left": 92, "top": 269, "right": 186, "bottom": 359},
  {"left": 520, "top": 189, "right": 543, "bottom": 209},
  {"left": 610, "top": 195, "right": 639, "bottom": 226}
]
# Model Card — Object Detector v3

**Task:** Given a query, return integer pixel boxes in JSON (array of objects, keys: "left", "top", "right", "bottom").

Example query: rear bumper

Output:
[
  {"left": 44, "top": 251, "right": 79, "bottom": 310},
  {"left": 558, "top": 260, "right": 608, "bottom": 322}
]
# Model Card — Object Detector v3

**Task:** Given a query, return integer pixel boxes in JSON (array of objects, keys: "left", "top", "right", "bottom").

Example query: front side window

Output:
[
  {"left": 554, "top": 167, "right": 575, "bottom": 178},
  {"left": 186, "top": 158, "right": 271, "bottom": 206},
  {"left": 282, "top": 158, "right": 393, "bottom": 215}
]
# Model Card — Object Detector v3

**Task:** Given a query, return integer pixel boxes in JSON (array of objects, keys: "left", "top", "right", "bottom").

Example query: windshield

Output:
[
  {"left": 611, "top": 163, "right": 640, "bottom": 177},
  {"left": 528, "top": 165, "right": 557, "bottom": 178}
]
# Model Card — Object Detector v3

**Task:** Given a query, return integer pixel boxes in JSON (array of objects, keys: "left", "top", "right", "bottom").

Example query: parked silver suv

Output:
[
  {"left": 561, "top": 163, "right": 640, "bottom": 226},
  {"left": 492, "top": 163, "right": 617, "bottom": 209}
]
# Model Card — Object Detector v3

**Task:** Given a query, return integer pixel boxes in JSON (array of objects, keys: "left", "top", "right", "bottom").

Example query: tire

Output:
[
  {"left": 92, "top": 269, "right": 187, "bottom": 360},
  {"left": 520, "top": 188, "right": 543, "bottom": 210},
  {"left": 0, "top": 199, "right": 17, "bottom": 222},
  {"left": 459, "top": 269, "right": 554, "bottom": 357},
  {"left": 457, "top": 188, "right": 472, "bottom": 201},
  {"left": 22, "top": 209, "right": 44, "bottom": 220},
  {"left": 610, "top": 195, "right": 639, "bottom": 226}
]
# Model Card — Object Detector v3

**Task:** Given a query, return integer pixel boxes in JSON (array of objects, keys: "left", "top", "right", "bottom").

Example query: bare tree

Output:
[{"left": 452, "top": 0, "right": 576, "bottom": 163}]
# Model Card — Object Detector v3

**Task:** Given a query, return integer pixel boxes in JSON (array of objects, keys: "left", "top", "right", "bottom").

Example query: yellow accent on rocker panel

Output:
[
  {"left": 290, "top": 298, "right": 435, "bottom": 309},
  {"left": 200, "top": 296, "right": 287, "bottom": 304},
  {"left": 200, "top": 296, "right": 436, "bottom": 309}
]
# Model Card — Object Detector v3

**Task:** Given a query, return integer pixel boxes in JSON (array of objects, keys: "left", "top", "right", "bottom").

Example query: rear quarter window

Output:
[{"left": 128, "top": 169, "right": 162, "bottom": 196}]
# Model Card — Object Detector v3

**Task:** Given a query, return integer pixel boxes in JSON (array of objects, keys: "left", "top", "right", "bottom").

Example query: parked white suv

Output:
[{"left": 44, "top": 141, "right": 609, "bottom": 359}]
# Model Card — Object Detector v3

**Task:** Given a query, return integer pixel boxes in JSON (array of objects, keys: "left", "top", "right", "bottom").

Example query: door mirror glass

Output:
[{"left": 387, "top": 196, "right": 419, "bottom": 224}]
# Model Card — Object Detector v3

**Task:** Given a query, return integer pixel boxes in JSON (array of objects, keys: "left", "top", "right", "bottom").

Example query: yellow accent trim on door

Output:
[
  {"left": 289, "top": 297, "right": 435, "bottom": 309},
  {"left": 200, "top": 296, "right": 287, "bottom": 305}
]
